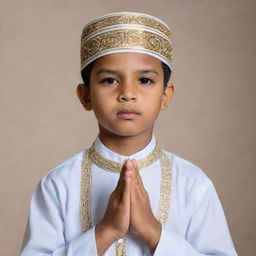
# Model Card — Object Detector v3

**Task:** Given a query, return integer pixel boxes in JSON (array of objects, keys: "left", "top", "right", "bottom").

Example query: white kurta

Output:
[{"left": 20, "top": 135, "right": 237, "bottom": 256}]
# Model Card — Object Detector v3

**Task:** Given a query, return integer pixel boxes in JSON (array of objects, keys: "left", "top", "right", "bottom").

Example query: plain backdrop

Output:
[{"left": 0, "top": 0, "right": 255, "bottom": 255}]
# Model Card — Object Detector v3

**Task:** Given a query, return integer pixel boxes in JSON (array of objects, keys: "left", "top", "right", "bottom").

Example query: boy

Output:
[{"left": 20, "top": 12, "right": 237, "bottom": 256}]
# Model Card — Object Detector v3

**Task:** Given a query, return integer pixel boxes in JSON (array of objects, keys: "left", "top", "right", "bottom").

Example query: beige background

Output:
[{"left": 0, "top": 0, "right": 255, "bottom": 255}]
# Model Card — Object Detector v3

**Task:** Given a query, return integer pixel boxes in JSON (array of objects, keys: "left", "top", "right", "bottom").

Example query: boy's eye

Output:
[
  {"left": 100, "top": 77, "right": 119, "bottom": 84},
  {"left": 139, "top": 78, "right": 154, "bottom": 84}
]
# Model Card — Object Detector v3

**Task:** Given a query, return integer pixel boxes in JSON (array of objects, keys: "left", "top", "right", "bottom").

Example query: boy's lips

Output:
[{"left": 117, "top": 109, "right": 141, "bottom": 119}]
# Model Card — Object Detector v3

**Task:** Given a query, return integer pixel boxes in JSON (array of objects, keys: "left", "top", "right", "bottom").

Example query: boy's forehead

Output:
[
  {"left": 91, "top": 53, "right": 163, "bottom": 78},
  {"left": 94, "top": 52, "right": 162, "bottom": 68},
  {"left": 80, "top": 12, "right": 173, "bottom": 72}
]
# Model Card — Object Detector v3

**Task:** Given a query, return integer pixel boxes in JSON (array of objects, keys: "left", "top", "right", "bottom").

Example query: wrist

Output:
[
  {"left": 96, "top": 222, "right": 116, "bottom": 243},
  {"left": 95, "top": 221, "right": 123, "bottom": 243},
  {"left": 95, "top": 222, "right": 118, "bottom": 256},
  {"left": 141, "top": 219, "right": 162, "bottom": 253}
]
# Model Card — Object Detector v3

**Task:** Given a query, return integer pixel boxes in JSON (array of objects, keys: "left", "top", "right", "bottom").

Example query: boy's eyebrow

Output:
[
  {"left": 96, "top": 69, "right": 118, "bottom": 75},
  {"left": 136, "top": 69, "right": 159, "bottom": 75},
  {"left": 95, "top": 68, "right": 159, "bottom": 75}
]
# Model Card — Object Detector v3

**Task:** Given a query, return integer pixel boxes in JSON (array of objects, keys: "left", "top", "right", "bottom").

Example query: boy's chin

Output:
[
  {"left": 98, "top": 122, "right": 154, "bottom": 139},
  {"left": 100, "top": 127, "right": 152, "bottom": 139},
  {"left": 108, "top": 131, "right": 141, "bottom": 138}
]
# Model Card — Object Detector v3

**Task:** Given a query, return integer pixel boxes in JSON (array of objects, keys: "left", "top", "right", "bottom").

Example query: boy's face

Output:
[{"left": 78, "top": 52, "right": 174, "bottom": 139}]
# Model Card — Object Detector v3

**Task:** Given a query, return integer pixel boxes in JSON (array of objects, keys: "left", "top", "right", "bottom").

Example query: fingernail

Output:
[{"left": 126, "top": 159, "right": 131, "bottom": 168}]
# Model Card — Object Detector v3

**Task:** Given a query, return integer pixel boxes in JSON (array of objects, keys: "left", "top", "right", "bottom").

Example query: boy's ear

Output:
[
  {"left": 76, "top": 84, "right": 93, "bottom": 111},
  {"left": 161, "top": 83, "right": 174, "bottom": 110}
]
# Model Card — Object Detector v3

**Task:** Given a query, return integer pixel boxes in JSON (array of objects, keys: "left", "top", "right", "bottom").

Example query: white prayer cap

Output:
[{"left": 80, "top": 12, "right": 173, "bottom": 71}]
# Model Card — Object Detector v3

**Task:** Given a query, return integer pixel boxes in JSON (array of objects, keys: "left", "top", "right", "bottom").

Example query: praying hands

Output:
[{"left": 95, "top": 159, "right": 161, "bottom": 256}]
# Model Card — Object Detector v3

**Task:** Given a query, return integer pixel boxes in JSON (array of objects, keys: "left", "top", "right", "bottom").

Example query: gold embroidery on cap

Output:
[
  {"left": 82, "top": 14, "right": 171, "bottom": 40},
  {"left": 81, "top": 29, "right": 173, "bottom": 69}
]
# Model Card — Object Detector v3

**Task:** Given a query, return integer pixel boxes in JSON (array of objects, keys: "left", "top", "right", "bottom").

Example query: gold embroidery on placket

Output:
[{"left": 80, "top": 143, "right": 172, "bottom": 255}]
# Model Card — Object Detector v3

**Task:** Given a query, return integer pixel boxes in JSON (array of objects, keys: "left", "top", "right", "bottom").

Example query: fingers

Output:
[
  {"left": 115, "top": 161, "right": 128, "bottom": 193},
  {"left": 116, "top": 159, "right": 145, "bottom": 199},
  {"left": 121, "top": 161, "right": 132, "bottom": 207},
  {"left": 131, "top": 159, "right": 145, "bottom": 193},
  {"left": 115, "top": 160, "right": 133, "bottom": 200}
]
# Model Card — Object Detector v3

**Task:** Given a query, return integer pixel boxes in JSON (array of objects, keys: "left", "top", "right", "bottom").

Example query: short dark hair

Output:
[{"left": 81, "top": 60, "right": 171, "bottom": 90}]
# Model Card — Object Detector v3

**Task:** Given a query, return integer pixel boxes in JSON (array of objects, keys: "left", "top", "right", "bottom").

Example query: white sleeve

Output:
[
  {"left": 20, "top": 176, "right": 98, "bottom": 256},
  {"left": 153, "top": 180, "right": 238, "bottom": 256}
]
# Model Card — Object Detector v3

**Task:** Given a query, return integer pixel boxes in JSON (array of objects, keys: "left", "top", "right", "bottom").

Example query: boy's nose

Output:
[{"left": 117, "top": 83, "right": 137, "bottom": 102}]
